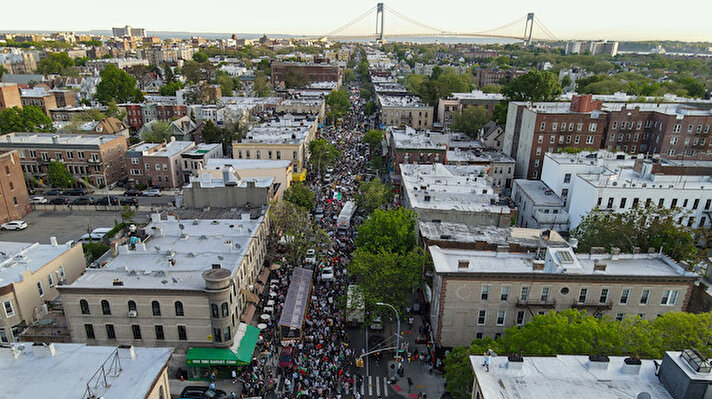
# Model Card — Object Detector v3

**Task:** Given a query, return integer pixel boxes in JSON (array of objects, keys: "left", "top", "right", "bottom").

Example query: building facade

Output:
[
  {"left": 126, "top": 140, "right": 196, "bottom": 188},
  {"left": 270, "top": 62, "right": 342, "bottom": 88},
  {"left": 0, "top": 83, "right": 22, "bottom": 111},
  {"left": 378, "top": 94, "right": 434, "bottom": 130},
  {"left": 0, "top": 150, "right": 31, "bottom": 223}
]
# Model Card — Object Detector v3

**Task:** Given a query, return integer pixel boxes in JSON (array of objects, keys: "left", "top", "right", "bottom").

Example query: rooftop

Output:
[
  {"left": 240, "top": 116, "right": 315, "bottom": 145},
  {"left": 0, "top": 343, "right": 172, "bottom": 399},
  {"left": 182, "top": 143, "right": 221, "bottom": 157},
  {"left": 419, "top": 222, "right": 567, "bottom": 248},
  {"left": 514, "top": 179, "right": 565, "bottom": 207},
  {"left": 188, "top": 167, "right": 274, "bottom": 188},
  {"left": 449, "top": 90, "right": 506, "bottom": 101},
  {"left": 205, "top": 158, "right": 292, "bottom": 170},
  {"left": 306, "top": 81, "right": 338, "bottom": 90},
  {"left": 469, "top": 354, "right": 673, "bottom": 399},
  {"left": 0, "top": 240, "right": 74, "bottom": 287},
  {"left": 0, "top": 133, "right": 124, "bottom": 147},
  {"left": 447, "top": 149, "right": 514, "bottom": 164},
  {"left": 132, "top": 140, "right": 194, "bottom": 158},
  {"left": 390, "top": 127, "right": 447, "bottom": 151},
  {"left": 378, "top": 94, "right": 430, "bottom": 108},
  {"left": 513, "top": 100, "right": 712, "bottom": 117},
  {"left": 19, "top": 87, "right": 49, "bottom": 97}
]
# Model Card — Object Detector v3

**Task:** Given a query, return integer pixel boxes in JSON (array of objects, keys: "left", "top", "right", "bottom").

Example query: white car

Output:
[
  {"left": 305, "top": 249, "right": 317, "bottom": 264},
  {"left": 143, "top": 189, "right": 161, "bottom": 197},
  {"left": 320, "top": 266, "right": 335, "bottom": 281},
  {"left": 1, "top": 220, "right": 28, "bottom": 230},
  {"left": 30, "top": 196, "right": 48, "bottom": 204},
  {"left": 370, "top": 316, "right": 383, "bottom": 330}
]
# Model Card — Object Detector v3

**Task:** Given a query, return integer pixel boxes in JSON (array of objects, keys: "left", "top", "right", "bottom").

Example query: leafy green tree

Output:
[
  {"left": 256, "top": 59, "right": 271, "bottom": 76},
  {"left": 201, "top": 119, "right": 247, "bottom": 156},
  {"left": 192, "top": 51, "right": 209, "bottom": 63},
  {"left": 572, "top": 205, "right": 698, "bottom": 262},
  {"left": 560, "top": 74, "right": 573, "bottom": 89},
  {"left": 283, "top": 69, "right": 308, "bottom": 88},
  {"left": 355, "top": 207, "right": 418, "bottom": 255},
  {"left": 47, "top": 160, "right": 74, "bottom": 187},
  {"left": 677, "top": 77, "right": 706, "bottom": 98},
  {"left": 343, "top": 68, "right": 355, "bottom": 83},
  {"left": 269, "top": 200, "right": 328, "bottom": 266},
  {"left": 308, "top": 138, "right": 340, "bottom": 173},
  {"left": 492, "top": 101, "right": 509, "bottom": 126},
  {"left": 95, "top": 64, "right": 144, "bottom": 104},
  {"left": 216, "top": 73, "right": 240, "bottom": 96},
  {"left": 450, "top": 105, "right": 490, "bottom": 137},
  {"left": 104, "top": 102, "right": 126, "bottom": 121},
  {"left": 283, "top": 182, "right": 315, "bottom": 211},
  {"left": 181, "top": 60, "right": 203, "bottom": 83},
  {"left": 364, "top": 129, "right": 384, "bottom": 151},
  {"left": 162, "top": 63, "right": 175, "bottom": 83},
  {"left": 404, "top": 67, "right": 474, "bottom": 106},
  {"left": 0, "top": 106, "right": 54, "bottom": 133},
  {"left": 0, "top": 65, "right": 8, "bottom": 79},
  {"left": 253, "top": 70, "right": 272, "bottom": 97},
  {"left": 36, "top": 52, "right": 75, "bottom": 75},
  {"left": 356, "top": 178, "right": 393, "bottom": 215},
  {"left": 502, "top": 70, "right": 562, "bottom": 102},
  {"left": 159, "top": 81, "right": 184, "bottom": 96},
  {"left": 83, "top": 242, "right": 110, "bottom": 263},
  {"left": 480, "top": 84, "right": 501, "bottom": 93},
  {"left": 363, "top": 101, "right": 377, "bottom": 115},
  {"left": 140, "top": 120, "right": 174, "bottom": 143}
]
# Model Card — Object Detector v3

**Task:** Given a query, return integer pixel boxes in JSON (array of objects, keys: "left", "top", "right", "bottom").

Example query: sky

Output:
[{"left": 3, "top": 0, "right": 712, "bottom": 42}]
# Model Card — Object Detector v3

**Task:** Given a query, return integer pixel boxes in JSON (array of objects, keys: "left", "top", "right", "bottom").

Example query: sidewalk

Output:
[{"left": 169, "top": 378, "right": 243, "bottom": 398}]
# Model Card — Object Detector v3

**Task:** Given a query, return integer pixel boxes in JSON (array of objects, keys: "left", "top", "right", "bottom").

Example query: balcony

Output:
[
  {"left": 572, "top": 300, "right": 613, "bottom": 310},
  {"left": 516, "top": 298, "right": 556, "bottom": 308}
]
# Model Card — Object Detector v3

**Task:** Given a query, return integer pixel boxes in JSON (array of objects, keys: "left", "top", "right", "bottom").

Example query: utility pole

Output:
[{"left": 377, "top": 301, "right": 401, "bottom": 382}]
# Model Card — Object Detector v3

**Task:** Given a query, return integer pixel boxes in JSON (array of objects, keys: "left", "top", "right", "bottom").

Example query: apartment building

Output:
[
  {"left": 275, "top": 99, "right": 325, "bottom": 119},
  {"left": 437, "top": 90, "right": 506, "bottom": 128},
  {"left": 126, "top": 139, "right": 195, "bottom": 188},
  {"left": 430, "top": 245, "right": 696, "bottom": 347},
  {"left": 50, "top": 89, "right": 77, "bottom": 108},
  {"left": 59, "top": 211, "right": 269, "bottom": 360},
  {"left": 182, "top": 166, "right": 277, "bottom": 208},
  {"left": 0, "top": 133, "right": 128, "bottom": 187},
  {"left": 0, "top": 150, "right": 31, "bottom": 223},
  {"left": 512, "top": 179, "right": 569, "bottom": 231},
  {"left": 0, "top": 239, "right": 86, "bottom": 342},
  {"left": 378, "top": 94, "right": 434, "bottom": 130},
  {"left": 180, "top": 143, "right": 223, "bottom": 183},
  {"left": 270, "top": 62, "right": 342, "bottom": 88},
  {"left": 388, "top": 127, "right": 447, "bottom": 175},
  {"left": 20, "top": 87, "right": 57, "bottom": 116},
  {"left": 112, "top": 25, "right": 146, "bottom": 37},
  {"left": 203, "top": 158, "right": 293, "bottom": 199},
  {"left": 0, "top": 83, "right": 22, "bottom": 111},
  {"left": 474, "top": 68, "right": 524, "bottom": 88}
]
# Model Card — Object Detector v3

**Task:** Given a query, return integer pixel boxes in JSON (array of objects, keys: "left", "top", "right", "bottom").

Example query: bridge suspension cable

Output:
[
  {"left": 383, "top": 5, "right": 448, "bottom": 35},
  {"left": 533, "top": 17, "right": 558, "bottom": 41},
  {"left": 326, "top": 5, "right": 378, "bottom": 37},
  {"left": 476, "top": 16, "right": 527, "bottom": 35}
]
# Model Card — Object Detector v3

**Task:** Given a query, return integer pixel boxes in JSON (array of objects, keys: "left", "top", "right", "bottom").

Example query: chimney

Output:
[
  {"left": 622, "top": 357, "right": 642, "bottom": 374},
  {"left": 587, "top": 354, "right": 610, "bottom": 371},
  {"left": 51, "top": 135, "right": 60, "bottom": 144},
  {"left": 457, "top": 259, "right": 469, "bottom": 269},
  {"left": 49, "top": 236, "right": 58, "bottom": 246},
  {"left": 532, "top": 260, "right": 545, "bottom": 271},
  {"left": 496, "top": 244, "right": 510, "bottom": 253},
  {"left": 507, "top": 353, "right": 524, "bottom": 370},
  {"left": 610, "top": 247, "right": 621, "bottom": 256},
  {"left": 32, "top": 342, "right": 56, "bottom": 357},
  {"left": 633, "top": 247, "right": 641, "bottom": 254},
  {"left": 590, "top": 246, "right": 606, "bottom": 255},
  {"left": 593, "top": 259, "right": 607, "bottom": 272},
  {"left": 118, "top": 344, "right": 136, "bottom": 360},
  {"left": 0, "top": 345, "right": 20, "bottom": 360}
]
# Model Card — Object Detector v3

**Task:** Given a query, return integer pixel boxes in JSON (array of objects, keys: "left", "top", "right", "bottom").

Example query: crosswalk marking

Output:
[
  {"left": 368, "top": 376, "right": 373, "bottom": 396},
  {"left": 361, "top": 376, "right": 389, "bottom": 398}
]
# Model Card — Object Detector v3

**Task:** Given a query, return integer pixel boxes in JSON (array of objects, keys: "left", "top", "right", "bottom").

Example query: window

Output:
[
  {"left": 128, "top": 300, "right": 137, "bottom": 312},
  {"left": 673, "top": 124, "right": 681, "bottom": 133},
  {"left": 578, "top": 288, "right": 588, "bottom": 304},
  {"left": 475, "top": 332, "right": 483, "bottom": 339},
  {"left": 80, "top": 299, "right": 90, "bottom": 315},
  {"left": 615, "top": 313, "right": 625, "bottom": 321},
  {"left": 155, "top": 325, "right": 165, "bottom": 340},
  {"left": 588, "top": 123, "right": 597, "bottom": 132},
  {"left": 688, "top": 124, "right": 694, "bottom": 133},
  {"left": 586, "top": 136, "right": 594, "bottom": 144},
  {"left": 540, "top": 287, "right": 550, "bottom": 302},
  {"left": 599, "top": 288, "right": 609, "bottom": 303},
  {"left": 221, "top": 302, "right": 229, "bottom": 317},
  {"left": 520, "top": 286, "right": 530, "bottom": 301},
  {"left": 575, "top": 135, "right": 580, "bottom": 144},
  {"left": 671, "top": 198, "right": 678, "bottom": 209},
  {"left": 693, "top": 199, "right": 699, "bottom": 210},
  {"left": 152, "top": 301, "right": 161, "bottom": 316},
  {"left": 537, "top": 135, "right": 543, "bottom": 144},
  {"left": 85, "top": 324, "right": 95, "bottom": 339},
  {"left": 661, "top": 289, "right": 678, "bottom": 306},
  {"left": 276, "top": 151, "right": 281, "bottom": 160},
  {"left": 155, "top": 164, "right": 161, "bottom": 171},
  {"left": 549, "top": 135, "right": 556, "bottom": 143},
  {"left": 37, "top": 281, "right": 44, "bottom": 297},
  {"left": 552, "top": 122, "right": 558, "bottom": 132},
  {"left": 178, "top": 325, "right": 187, "bottom": 341},
  {"left": 106, "top": 324, "right": 116, "bottom": 339},
  {"left": 640, "top": 289, "right": 650, "bottom": 305},
  {"left": 516, "top": 310, "right": 525, "bottom": 325},
  {"left": 213, "top": 328, "right": 223, "bottom": 343},
  {"left": 563, "top": 173, "right": 571, "bottom": 184},
  {"left": 477, "top": 310, "right": 487, "bottom": 325},
  {"left": 175, "top": 301, "right": 184, "bottom": 316},
  {"left": 576, "top": 123, "right": 583, "bottom": 131},
  {"left": 670, "top": 136, "right": 679, "bottom": 145},
  {"left": 706, "top": 199, "right": 711, "bottom": 210},
  {"left": 481, "top": 286, "right": 490, "bottom": 300},
  {"left": 501, "top": 286, "right": 510, "bottom": 301},
  {"left": 101, "top": 300, "right": 111, "bottom": 315},
  {"left": 620, "top": 289, "right": 630, "bottom": 304},
  {"left": 540, "top": 122, "right": 546, "bottom": 131},
  {"left": 211, "top": 303, "right": 219, "bottom": 318},
  {"left": 132, "top": 325, "right": 142, "bottom": 340},
  {"left": 48, "top": 274, "right": 54, "bottom": 287},
  {"left": 607, "top": 198, "right": 614, "bottom": 209},
  {"left": 496, "top": 311, "right": 506, "bottom": 326},
  {"left": 41, "top": 152, "right": 48, "bottom": 161},
  {"left": 224, "top": 326, "right": 231, "bottom": 342},
  {"left": 536, "top": 147, "right": 541, "bottom": 156},
  {"left": 619, "top": 198, "right": 627, "bottom": 209}
]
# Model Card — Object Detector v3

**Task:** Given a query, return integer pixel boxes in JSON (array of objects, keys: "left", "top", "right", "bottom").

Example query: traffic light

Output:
[{"left": 356, "top": 357, "right": 364, "bottom": 368}]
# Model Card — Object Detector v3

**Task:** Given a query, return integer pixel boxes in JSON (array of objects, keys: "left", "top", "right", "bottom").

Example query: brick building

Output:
[
  {"left": 0, "top": 83, "right": 22, "bottom": 111},
  {"left": 49, "top": 89, "right": 77, "bottom": 108},
  {"left": 270, "top": 62, "right": 342, "bottom": 88},
  {"left": 20, "top": 88, "right": 57, "bottom": 116},
  {"left": 474, "top": 68, "right": 525, "bottom": 88},
  {"left": 0, "top": 150, "right": 31, "bottom": 223},
  {"left": 126, "top": 139, "right": 195, "bottom": 188}
]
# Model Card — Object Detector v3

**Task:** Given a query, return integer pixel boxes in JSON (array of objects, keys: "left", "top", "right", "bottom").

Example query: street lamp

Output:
[{"left": 376, "top": 301, "right": 401, "bottom": 382}]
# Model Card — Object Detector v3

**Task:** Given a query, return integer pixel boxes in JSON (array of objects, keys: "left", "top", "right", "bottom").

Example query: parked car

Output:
[
  {"left": 123, "top": 189, "right": 143, "bottom": 196},
  {"left": 29, "top": 196, "right": 48, "bottom": 204},
  {"left": 1, "top": 220, "right": 28, "bottom": 230},
  {"left": 94, "top": 196, "right": 118, "bottom": 206},
  {"left": 66, "top": 188, "right": 88, "bottom": 196},
  {"left": 48, "top": 197, "right": 70, "bottom": 205},
  {"left": 143, "top": 188, "right": 161, "bottom": 197},
  {"left": 314, "top": 206, "right": 324, "bottom": 221},
  {"left": 368, "top": 335, "right": 385, "bottom": 359},
  {"left": 78, "top": 227, "right": 113, "bottom": 243},
  {"left": 305, "top": 249, "right": 317, "bottom": 264},
  {"left": 279, "top": 346, "right": 295, "bottom": 369},
  {"left": 71, "top": 197, "right": 95, "bottom": 205},
  {"left": 45, "top": 189, "right": 63, "bottom": 196},
  {"left": 119, "top": 197, "right": 138, "bottom": 206},
  {"left": 370, "top": 316, "right": 383, "bottom": 330},
  {"left": 320, "top": 266, "right": 335, "bottom": 281},
  {"left": 178, "top": 386, "right": 227, "bottom": 399}
]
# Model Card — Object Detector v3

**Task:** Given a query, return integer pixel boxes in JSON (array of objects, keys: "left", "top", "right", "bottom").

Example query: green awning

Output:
[{"left": 186, "top": 325, "right": 260, "bottom": 367}]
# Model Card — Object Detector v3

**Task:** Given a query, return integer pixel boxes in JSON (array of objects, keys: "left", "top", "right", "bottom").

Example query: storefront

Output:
[{"left": 186, "top": 323, "right": 260, "bottom": 380}]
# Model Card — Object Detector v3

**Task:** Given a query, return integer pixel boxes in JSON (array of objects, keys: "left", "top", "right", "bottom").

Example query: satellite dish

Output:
[
  {"left": 179, "top": 224, "right": 185, "bottom": 230},
  {"left": 637, "top": 393, "right": 651, "bottom": 399}
]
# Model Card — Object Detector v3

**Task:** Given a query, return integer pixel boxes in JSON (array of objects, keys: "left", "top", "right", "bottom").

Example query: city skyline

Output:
[{"left": 3, "top": 0, "right": 712, "bottom": 42}]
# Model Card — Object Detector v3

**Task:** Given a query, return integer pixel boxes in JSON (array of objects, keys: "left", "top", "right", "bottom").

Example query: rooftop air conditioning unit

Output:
[{"left": 127, "top": 310, "right": 138, "bottom": 318}]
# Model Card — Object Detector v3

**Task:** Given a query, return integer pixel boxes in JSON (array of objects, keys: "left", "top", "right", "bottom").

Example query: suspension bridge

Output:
[{"left": 313, "top": 3, "right": 557, "bottom": 45}]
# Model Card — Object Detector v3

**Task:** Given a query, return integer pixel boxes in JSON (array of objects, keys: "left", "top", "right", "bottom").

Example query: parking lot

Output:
[{"left": 0, "top": 210, "right": 149, "bottom": 244}]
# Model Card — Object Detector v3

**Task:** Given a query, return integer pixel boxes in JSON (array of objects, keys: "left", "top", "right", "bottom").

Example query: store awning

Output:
[
  {"left": 186, "top": 324, "right": 260, "bottom": 367},
  {"left": 292, "top": 169, "right": 307, "bottom": 182},
  {"left": 233, "top": 323, "right": 260, "bottom": 363}
]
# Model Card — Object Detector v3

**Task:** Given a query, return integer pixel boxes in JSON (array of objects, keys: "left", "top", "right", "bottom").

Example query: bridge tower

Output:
[
  {"left": 524, "top": 12, "right": 534, "bottom": 46},
  {"left": 376, "top": 3, "right": 385, "bottom": 42}
]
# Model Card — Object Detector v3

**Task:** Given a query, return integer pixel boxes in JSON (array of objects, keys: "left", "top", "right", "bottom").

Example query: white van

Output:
[{"left": 79, "top": 227, "right": 113, "bottom": 243}]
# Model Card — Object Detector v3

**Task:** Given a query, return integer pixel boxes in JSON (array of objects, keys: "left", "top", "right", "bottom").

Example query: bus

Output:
[
  {"left": 346, "top": 284, "right": 365, "bottom": 325},
  {"left": 336, "top": 201, "right": 357, "bottom": 232}
]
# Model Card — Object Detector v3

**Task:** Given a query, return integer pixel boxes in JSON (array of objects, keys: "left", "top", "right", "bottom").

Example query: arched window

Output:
[
  {"left": 101, "top": 300, "right": 111, "bottom": 315},
  {"left": 221, "top": 302, "right": 229, "bottom": 317},
  {"left": 211, "top": 304, "right": 219, "bottom": 318},
  {"left": 175, "top": 301, "right": 184, "bottom": 316},
  {"left": 128, "top": 300, "right": 137, "bottom": 312},
  {"left": 152, "top": 301, "right": 161, "bottom": 316},
  {"left": 159, "top": 386, "right": 165, "bottom": 399},
  {"left": 80, "top": 299, "right": 90, "bottom": 315}
]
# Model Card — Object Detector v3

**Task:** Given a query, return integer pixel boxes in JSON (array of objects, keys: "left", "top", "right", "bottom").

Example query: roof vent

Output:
[
  {"left": 593, "top": 259, "right": 607, "bottom": 271},
  {"left": 588, "top": 354, "right": 610, "bottom": 371},
  {"left": 112, "top": 279, "right": 124, "bottom": 286},
  {"left": 532, "top": 260, "right": 545, "bottom": 271},
  {"left": 457, "top": 259, "right": 469, "bottom": 269}
]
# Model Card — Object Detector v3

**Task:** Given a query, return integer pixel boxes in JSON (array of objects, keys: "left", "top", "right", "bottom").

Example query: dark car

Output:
[
  {"left": 48, "top": 197, "right": 69, "bottom": 205},
  {"left": 71, "top": 196, "right": 95, "bottom": 205},
  {"left": 179, "top": 386, "right": 227, "bottom": 399},
  {"left": 94, "top": 196, "right": 118, "bottom": 206},
  {"left": 123, "top": 189, "right": 143, "bottom": 196},
  {"left": 368, "top": 335, "right": 385, "bottom": 359},
  {"left": 279, "top": 346, "right": 295, "bottom": 369},
  {"left": 66, "top": 188, "right": 89, "bottom": 196},
  {"left": 119, "top": 197, "right": 138, "bottom": 206},
  {"left": 45, "top": 189, "right": 63, "bottom": 196}
]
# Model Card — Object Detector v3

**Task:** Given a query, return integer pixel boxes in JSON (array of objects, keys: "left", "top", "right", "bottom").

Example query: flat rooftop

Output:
[
  {"left": 513, "top": 100, "right": 712, "bottom": 117},
  {"left": 0, "top": 133, "right": 123, "bottom": 147},
  {"left": 514, "top": 179, "right": 565, "bottom": 207},
  {"left": 429, "top": 245, "right": 696, "bottom": 278},
  {"left": 390, "top": 128, "right": 447, "bottom": 151},
  {"left": 0, "top": 240, "right": 74, "bottom": 286},
  {"left": 143, "top": 140, "right": 194, "bottom": 158},
  {"left": 378, "top": 94, "right": 430, "bottom": 108},
  {"left": 0, "top": 343, "right": 172, "bottom": 399},
  {"left": 447, "top": 149, "right": 514, "bottom": 164},
  {"left": 577, "top": 166, "right": 712, "bottom": 189},
  {"left": 419, "top": 222, "right": 566, "bottom": 248},
  {"left": 188, "top": 168, "right": 274, "bottom": 188},
  {"left": 182, "top": 143, "right": 221, "bottom": 157},
  {"left": 205, "top": 158, "right": 292, "bottom": 170},
  {"left": 240, "top": 118, "right": 315, "bottom": 145},
  {"left": 469, "top": 354, "right": 673, "bottom": 399},
  {"left": 450, "top": 90, "right": 506, "bottom": 101}
]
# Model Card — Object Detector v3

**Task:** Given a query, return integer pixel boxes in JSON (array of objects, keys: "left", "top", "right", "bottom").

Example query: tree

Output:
[
  {"left": 363, "top": 129, "right": 384, "bottom": 151},
  {"left": 201, "top": 119, "right": 248, "bottom": 156},
  {"left": 502, "top": 70, "right": 562, "bottom": 102},
  {"left": 283, "top": 69, "right": 308, "bottom": 89},
  {"left": 140, "top": 120, "right": 174, "bottom": 143},
  {"left": 0, "top": 65, "right": 7, "bottom": 79},
  {"left": 269, "top": 200, "right": 329, "bottom": 266},
  {"left": 47, "top": 160, "right": 74, "bottom": 187},
  {"left": 560, "top": 74, "right": 573, "bottom": 89},
  {"left": 356, "top": 178, "right": 393, "bottom": 214},
  {"left": 0, "top": 106, "right": 54, "bottom": 133},
  {"left": 253, "top": 70, "right": 272, "bottom": 97},
  {"left": 36, "top": 52, "right": 75, "bottom": 75},
  {"left": 104, "top": 102, "right": 126, "bottom": 120},
  {"left": 159, "top": 81, "right": 184, "bottom": 96},
  {"left": 95, "top": 64, "right": 143, "bottom": 104},
  {"left": 355, "top": 207, "right": 418, "bottom": 255},
  {"left": 450, "top": 105, "right": 490, "bottom": 137},
  {"left": 181, "top": 60, "right": 203, "bottom": 83},
  {"left": 572, "top": 205, "right": 698, "bottom": 262},
  {"left": 192, "top": 51, "right": 209, "bottom": 63},
  {"left": 492, "top": 101, "right": 509, "bottom": 126},
  {"left": 283, "top": 182, "right": 315, "bottom": 211},
  {"left": 162, "top": 63, "right": 175, "bottom": 83},
  {"left": 677, "top": 77, "right": 706, "bottom": 98},
  {"left": 308, "top": 138, "right": 340, "bottom": 174},
  {"left": 363, "top": 101, "right": 377, "bottom": 115},
  {"left": 343, "top": 68, "right": 355, "bottom": 83},
  {"left": 216, "top": 73, "right": 239, "bottom": 96},
  {"left": 404, "top": 67, "right": 474, "bottom": 106}
]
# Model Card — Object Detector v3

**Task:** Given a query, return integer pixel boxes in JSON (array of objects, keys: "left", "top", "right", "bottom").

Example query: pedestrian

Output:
[{"left": 232, "top": 369, "right": 237, "bottom": 384}]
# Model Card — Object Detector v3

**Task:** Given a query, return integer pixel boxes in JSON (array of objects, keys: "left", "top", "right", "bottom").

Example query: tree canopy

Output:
[
  {"left": 159, "top": 81, "right": 184, "bottom": 96},
  {"left": 355, "top": 207, "right": 418, "bottom": 255},
  {"left": 0, "top": 106, "right": 54, "bottom": 133},
  {"left": 450, "top": 105, "right": 490, "bottom": 137},
  {"left": 192, "top": 51, "right": 209, "bottom": 63},
  {"left": 140, "top": 120, "right": 174, "bottom": 143},
  {"left": 308, "top": 138, "right": 341, "bottom": 173},
  {"left": 502, "top": 69, "right": 562, "bottom": 102},
  {"left": 36, "top": 52, "right": 75, "bottom": 75},
  {"left": 47, "top": 160, "right": 74, "bottom": 187},
  {"left": 572, "top": 205, "right": 698, "bottom": 262},
  {"left": 363, "top": 129, "right": 384, "bottom": 151},
  {"left": 95, "top": 64, "right": 144, "bottom": 104},
  {"left": 283, "top": 182, "right": 315, "bottom": 211},
  {"left": 325, "top": 88, "right": 350, "bottom": 124},
  {"left": 356, "top": 178, "right": 393, "bottom": 215},
  {"left": 252, "top": 70, "right": 272, "bottom": 97},
  {"left": 404, "top": 66, "right": 474, "bottom": 106},
  {"left": 269, "top": 200, "right": 328, "bottom": 266}
]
